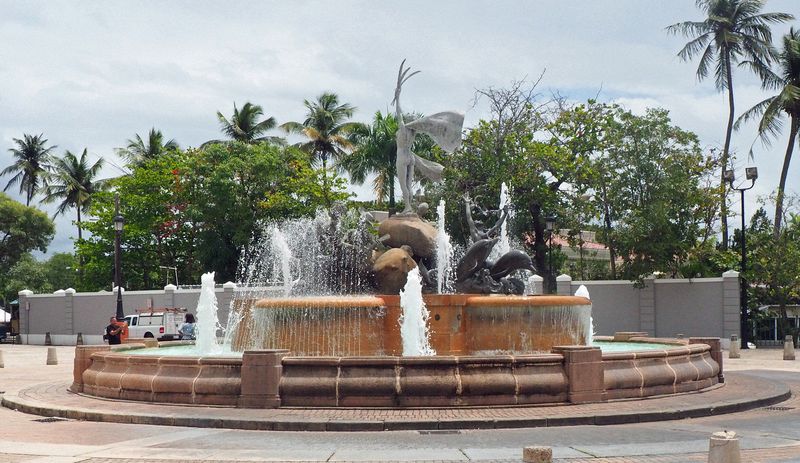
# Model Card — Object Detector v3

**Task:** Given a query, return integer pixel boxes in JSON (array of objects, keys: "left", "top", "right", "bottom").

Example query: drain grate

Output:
[
  {"left": 417, "top": 430, "right": 462, "bottom": 435},
  {"left": 32, "top": 417, "right": 68, "bottom": 423},
  {"left": 763, "top": 406, "right": 794, "bottom": 411}
]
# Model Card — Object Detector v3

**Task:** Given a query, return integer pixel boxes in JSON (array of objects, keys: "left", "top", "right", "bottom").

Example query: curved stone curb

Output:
[{"left": 1, "top": 373, "right": 791, "bottom": 432}]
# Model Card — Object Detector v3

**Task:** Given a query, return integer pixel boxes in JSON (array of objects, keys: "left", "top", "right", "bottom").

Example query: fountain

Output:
[
  {"left": 269, "top": 225, "right": 296, "bottom": 297},
  {"left": 194, "top": 272, "right": 222, "bottom": 355},
  {"left": 399, "top": 268, "right": 436, "bottom": 356},
  {"left": 71, "top": 61, "right": 722, "bottom": 410},
  {"left": 435, "top": 200, "right": 453, "bottom": 294},
  {"left": 488, "top": 182, "right": 511, "bottom": 262}
]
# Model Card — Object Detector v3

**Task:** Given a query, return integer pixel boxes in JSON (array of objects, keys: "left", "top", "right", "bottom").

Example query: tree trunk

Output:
[
  {"left": 720, "top": 52, "right": 735, "bottom": 251},
  {"left": 76, "top": 207, "right": 83, "bottom": 242},
  {"left": 528, "top": 202, "right": 549, "bottom": 291},
  {"left": 76, "top": 207, "right": 84, "bottom": 281},
  {"left": 773, "top": 117, "right": 798, "bottom": 239},
  {"left": 321, "top": 153, "right": 330, "bottom": 208},
  {"left": 600, "top": 181, "right": 617, "bottom": 279}
]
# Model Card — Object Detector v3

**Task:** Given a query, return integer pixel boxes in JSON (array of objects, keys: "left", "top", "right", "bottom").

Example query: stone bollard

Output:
[
  {"left": 784, "top": 335, "right": 795, "bottom": 361},
  {"left": 46, "top": 347, "right": 58, "bottom": 365},
  {"left": 45, "top": 332, "right": 52, "bottom": 346},
  {"left": 0, "top": 349, "right": 4, "bottom": 368},
  {"left": 708, "top": 430, "right": 740, "bottom": 463},
  {"left": 76, "top": 333, "right": 84, "bottom": 345},
  {"left": 523, "top": 446, "right": 552, "bottom": 463},
  {"left": 729, "top": 334, "right": 740, "bottom": 359}
]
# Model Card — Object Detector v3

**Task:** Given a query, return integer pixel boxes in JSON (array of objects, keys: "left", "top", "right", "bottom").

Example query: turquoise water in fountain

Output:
[
  {"left": 592, "top": 341, "right": 677, "bottom": 352},
  {"left": 126, "top": 340, "right": 677, "bottom": 357}
]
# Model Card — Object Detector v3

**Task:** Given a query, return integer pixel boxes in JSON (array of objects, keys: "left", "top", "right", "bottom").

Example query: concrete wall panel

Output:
[
  {"left": 654, "top": 279, "right": 724, "bottom": 338},
  {"left": 16, "top": 276, "right": 738, "bottom": 345},
  {"left": 573, "top": 282, "right": 640, "bottom": 336}
]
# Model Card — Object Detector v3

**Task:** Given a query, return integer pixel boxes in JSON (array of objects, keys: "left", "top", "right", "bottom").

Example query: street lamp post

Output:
[
  {"left": 545, "top": 216, "right": 556, "bottom": 294},
  {"left": 113, "top": 194, "right": 125, "bottom": 322},
  {"left": 724, "top": 167, "right": 758, "bottom": 350}
]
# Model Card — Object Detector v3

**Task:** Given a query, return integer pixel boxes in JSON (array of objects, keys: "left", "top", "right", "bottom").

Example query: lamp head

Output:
[
  {"left": 545, "top": 216, "right": 556, "bottom": 231},
  {"left": 723, "top": 169, "right": 735, "bottom": 184},
  {"left": 745, "top": 167, "right": 758, "bottom": 181},
  {"left": 113, "top": 214, "right": 125, "bottom": 231}
]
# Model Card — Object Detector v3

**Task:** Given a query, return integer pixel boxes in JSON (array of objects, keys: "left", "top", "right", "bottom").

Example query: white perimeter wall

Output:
[{"left": 17, "top": 272, "right": 740, "bottom": 345}]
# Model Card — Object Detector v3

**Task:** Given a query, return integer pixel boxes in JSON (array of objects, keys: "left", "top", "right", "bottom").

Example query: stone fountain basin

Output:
[
  {"left": 232, "top": 294, "right": 593, "bottom": 356},
  {"left": 72, "top": 335, "right": 722, "bottom": 408}
]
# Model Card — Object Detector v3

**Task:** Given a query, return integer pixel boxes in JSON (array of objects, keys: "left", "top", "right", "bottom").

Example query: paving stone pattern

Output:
[
  {"left": 2, "top": 372, "right": 790, "bottom": 432},
  {"left": 2, "top": 346, "right": 800, "bottom": 462}
]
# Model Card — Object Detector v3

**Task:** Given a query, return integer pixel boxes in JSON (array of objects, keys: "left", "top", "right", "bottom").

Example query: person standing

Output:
[{"left": 105, "top": 316, "right": 123, "bottom": 345}]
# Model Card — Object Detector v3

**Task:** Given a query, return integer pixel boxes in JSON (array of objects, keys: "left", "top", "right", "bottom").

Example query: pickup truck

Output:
[{"left": 122, "top": 308, "right": 187, "bottom": 340}]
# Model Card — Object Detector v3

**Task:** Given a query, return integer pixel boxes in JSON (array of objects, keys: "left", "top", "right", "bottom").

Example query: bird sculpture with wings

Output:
[{"left": 392, "top": 60, "right": 464, "bottom": 214}]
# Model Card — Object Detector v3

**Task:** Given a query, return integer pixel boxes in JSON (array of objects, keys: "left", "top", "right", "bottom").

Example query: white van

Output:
[{"left": 123, "top": 308, "right": 187, "bottom": 340}]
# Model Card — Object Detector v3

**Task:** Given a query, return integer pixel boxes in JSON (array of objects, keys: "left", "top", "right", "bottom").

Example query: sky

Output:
[{"left": 1, "top": 0, "right": 799, "bottom": 257}]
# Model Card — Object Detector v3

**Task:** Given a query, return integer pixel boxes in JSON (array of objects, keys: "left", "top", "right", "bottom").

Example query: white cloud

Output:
[{"left": 1, "top": 0, "right": 798, "bottom": 255}]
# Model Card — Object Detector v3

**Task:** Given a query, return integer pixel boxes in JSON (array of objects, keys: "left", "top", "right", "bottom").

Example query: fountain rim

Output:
[
  {"left": 74, "top": 335, "right": 722, "bottom": 409},
  {"left": 107, "top": 336, "right": 703, "bottom": 361},
  {"left": 253, "top": 295, "right": 385, "bottom": 308},
  {"left": 251, "top": 293, "right": 592, "bottom": 308}
]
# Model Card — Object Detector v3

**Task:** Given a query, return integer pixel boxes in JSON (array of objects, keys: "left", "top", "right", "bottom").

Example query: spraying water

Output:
[
  {"left": 574, "top": 284, "right": 593, "bottom": 345},
  {"left": 195, "top": 272, "right": 222, "bottom": 355},
  {"left": 435, "top": 200, "right": 453, "bottom": 294},
  {"left": 489, "top": 182, "right": 512, "bottom": 262},
  {"left": 399, "top": 268, "right": 436, "bottom": 356},
  {"left": 270, "top": 225, "right": 295, "bottom": 296}
]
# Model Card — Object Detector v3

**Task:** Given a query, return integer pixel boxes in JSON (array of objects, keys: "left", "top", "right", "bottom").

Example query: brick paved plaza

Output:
[{"left": 1, "top": 344, "right": 799, "bottom": 462}]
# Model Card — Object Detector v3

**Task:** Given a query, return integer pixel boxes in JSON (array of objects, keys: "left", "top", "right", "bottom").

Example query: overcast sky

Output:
[{"left": 1, "top": 0, "right": 799, "bottom": 257}]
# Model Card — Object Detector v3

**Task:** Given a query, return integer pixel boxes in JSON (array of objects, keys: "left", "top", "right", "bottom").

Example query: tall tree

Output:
[
  {"left": 1, "top": 134, "right": 56, "bottom": 206},
  {"left": 206, "top": 102, "right": 282, "bottom": 146},
  {"left": 0, "top": 193, "right": 54, "bottom": 306},
  {"left": 0, "top": 193, "right": 55, "bottom": 306},
  {"left": 115, "top": 128, "right": 179, "bottom": 167},
  {"left": 340, "top": 111, "right": 398, "bottom": 209},
  {"left": 600, "top": 108, "right": 717, "bottom": 280},
  {"left": 747, "top": 207, "right": 800, "bottom": 346},
  {"left": 281, "top": 92, "right": 359, "bottom": 206},
  {"left": 2, "top": 254, "right": 52, "bottom": 306},
  {"left": 41, "top": 149, "right": 107, "bottom": 241},
  {"left": 667, "top": 0, "right": 792, "bottom": 249},
  {"left": 737, "top": 28, "right": 800, "bottom": 238},
  {"left": 429, "top": 79, "right": 572, "bottom": 289},
  {"left": 78, "top": 143, "right": 345, "bottom": 288}
]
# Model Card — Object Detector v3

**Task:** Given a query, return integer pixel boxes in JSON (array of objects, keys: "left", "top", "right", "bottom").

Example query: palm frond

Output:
[
  {"left": 666, "top": 20, "right": 710, "bottom": 39},
  {"left": 280, "top": 121, "right": 305, "bottom": 134},
  {"left": 695, "top": 40, "right": 716, "bottom": 80},
  {"left": 735, "top": 94, "right": 775, "bottom": 132}
]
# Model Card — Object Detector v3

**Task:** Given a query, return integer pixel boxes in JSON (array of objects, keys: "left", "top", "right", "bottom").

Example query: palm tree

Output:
[
  {"left": 1, "top": 134, "right": 56, "bottom": 206},
  {"left": 667, "top": 0, "right": 792, "bottom": 250},
  {"left": 339, "top": 111, "right": 398, "bottom": 209},
  {"left": 205, "top": 102, "right": 282, "bottom": 146},
  {"left": 737, "top": 28, "right": 800, "bottom": 238},
  {"left": 115, "top": 128, "right": 178, "bottom": 167},
  {"left": 41, "top": 149, "right": 107, "bottom": 241},
  {"left": 281, "top": 92, "right": 359, "bottom": 205}
]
